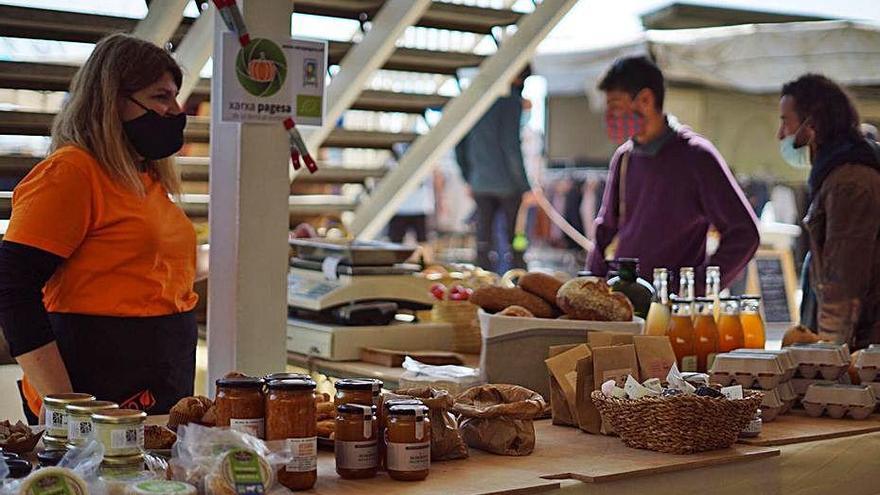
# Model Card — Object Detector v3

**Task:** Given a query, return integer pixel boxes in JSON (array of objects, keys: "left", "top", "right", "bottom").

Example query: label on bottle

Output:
[
  {"left": 707, "top": 353, "right": 718, "bottom": 371},
  {"left": 336, "top": 440, "right": 378, "bottom": 470},
  {"left": 286, "top": 437, "right": 317, "bottom": 472},
  {"left": 680, "top": 355, "right": 698, "bottom": 372},
  {"left": 230, "top": 418, "right": 264, "bottom": 439},
  {"left": 386, "top": 442, "right": 430, "bottom": 472},
  {"left": 110, "top": 425, "right": 144, "bottom": 450}
]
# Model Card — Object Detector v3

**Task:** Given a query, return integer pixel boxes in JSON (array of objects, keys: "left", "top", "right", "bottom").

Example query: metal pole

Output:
[
  {"left": 174, "top": 4, "right": 215, "bottom": 104},
  {"left": 132, "top": 0, "right": 190, "bottom": 46},
  {"left": 350, "top": 0, "right": 579, "bottom": 239}
]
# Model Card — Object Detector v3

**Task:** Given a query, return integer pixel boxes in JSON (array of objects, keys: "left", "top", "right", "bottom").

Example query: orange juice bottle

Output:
[
  {"left": 645, "top": 268, "right": 670, "bottom": 336},
  {"left": 740, "top": 296, "right": 766, "bottom": 349},
  {"left": 717, "top": 297, "right": 745, "bottom": 352},
  {"left": 705, "top": 266, "right": 722, "bottom": 321},
  {"left": 666, "top": 297, "right": 697, "bottom": 372},
  {"left": 693, "top": 297, "right": 719, "bottom": 372}
]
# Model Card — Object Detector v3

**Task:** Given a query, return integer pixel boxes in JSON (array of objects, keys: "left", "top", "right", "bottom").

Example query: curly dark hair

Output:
[{"left": 781, "top": 74, "right": 862, "bottom": 146}]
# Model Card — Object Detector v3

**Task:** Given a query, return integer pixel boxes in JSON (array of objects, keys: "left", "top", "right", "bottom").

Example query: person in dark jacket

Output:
[
  {"left": 455, "top": 67, "right": 531, "bottom": 272},
  {"left": 778, "top": 74, "right": 880, "bottom": 349}
]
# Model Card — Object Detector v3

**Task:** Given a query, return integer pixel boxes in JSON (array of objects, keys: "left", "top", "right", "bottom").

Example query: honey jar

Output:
[
  {"left": 266, "top": 379, "right": 317, "bottom": 491},
  {"left": 385, "top": 404, "right": 430, "bottom": 481},
  {"left": 215, "top": 377, "right": 266, "bottom": 439},
  {"left": 335, "top": 404, "right": 378, "bottom": 479}
]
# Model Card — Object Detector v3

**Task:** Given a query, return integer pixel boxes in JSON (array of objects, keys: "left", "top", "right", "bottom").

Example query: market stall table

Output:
[{"left": 737, "top": 410, "right": 880, "bottom": 446}]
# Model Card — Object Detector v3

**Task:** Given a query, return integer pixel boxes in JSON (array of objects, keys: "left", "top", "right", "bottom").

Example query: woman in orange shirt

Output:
[{"left": 0, "top": 34, "right": 199, "bottom": 420}]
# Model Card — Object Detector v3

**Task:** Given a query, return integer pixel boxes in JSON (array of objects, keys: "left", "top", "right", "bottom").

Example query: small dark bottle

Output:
[{"left": 607, "top": 258, "right": 654, "bottom": 319}]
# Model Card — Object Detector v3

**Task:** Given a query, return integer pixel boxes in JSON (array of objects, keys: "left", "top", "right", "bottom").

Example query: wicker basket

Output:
[
  {"left": 431, "top": 300, "right": 481, "bottom": 354},
  {"left": 591, "top": 390, "right": 763, "bottom": 454}
]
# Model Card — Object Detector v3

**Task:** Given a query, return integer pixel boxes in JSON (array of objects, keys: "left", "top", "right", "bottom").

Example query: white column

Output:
[
  {"left": 350, "top": 0, "right": 579, "bottom": 239},
  {"left": 132, "top": 0, "right": 190, "bottom": 47},
  {"left": 207, "top": 0, "right": 291, "bottom": 389},
  {"left": 175, "top": 5, "right": 215, "bottom": 104}
]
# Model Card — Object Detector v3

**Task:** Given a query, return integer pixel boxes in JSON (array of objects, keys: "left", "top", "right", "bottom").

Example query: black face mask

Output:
[{"left": 122, "top": 97, "right": 186, "bottom": 160}]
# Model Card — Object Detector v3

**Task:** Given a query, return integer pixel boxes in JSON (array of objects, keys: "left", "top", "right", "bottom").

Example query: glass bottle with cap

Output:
[
  {"left": 645, "top": 268, "right": 671, "bottom": 336},
  {"left": 693, "top": 297, "right": 719, "bottom": 372},
  {"left": 607, "top": 258, "right": 654, "bottom": 319},
  {"left": 385, "top": 404, "right": 431, "bottom": 481},
  {"left": 705, "top": 266, "right": 722, "bottom": 321},
  {"left": 740, "top": 296, "right": 766, "bottom": 349},
  {"left": 717, "top": 296, "right": 746, "bottom": 352},
  {"left": 678, "top": 267, "right": 695, "bottom": 301},
  {"left": 266, "top": 378, "right": 317, "bottom": 491},
  {"left": 666, "top": 296, "right": 697, "bottom": 372},
  {"left": 335, "top": 404, "right": 378, "bottom": 479},
  {"left": 215, "top": 377, "right": 266, "bottom": 439}
]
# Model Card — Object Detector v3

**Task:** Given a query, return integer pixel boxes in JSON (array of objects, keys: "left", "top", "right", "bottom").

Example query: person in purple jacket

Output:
[{"left": 587, "top": 56, "right": 759, "bottom": 291}]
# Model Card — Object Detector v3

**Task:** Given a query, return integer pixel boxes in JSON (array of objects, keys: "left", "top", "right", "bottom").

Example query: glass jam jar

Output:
[
  {"left": 335, "top": 404, "right": 378, "bottom": 479},
  {"left": 334, "top": 379, "right": 375, "bottom": 406},
  {"left": 43, "top": 393, "right": 96, "bottom": 442},
  {"left": 91, "top": 409, "right": 147, "bottom": 457},
  {"left": 386, "top": 405, "right": 431, "bottom": 481},
  {"left": 66, "top": 400, "right": 118, "bottom": 448},
  {"left": 264, "top": 372, "right": 309, "bottom": 384},
  {"left": 215, "top": 377, "right": 266, "bottom": 439},
  {"left": 266, "top": 379, "right": 317, "bottom": 491},
  {"left": 379, "top": 399, "right": 423, "bottom": 470}
]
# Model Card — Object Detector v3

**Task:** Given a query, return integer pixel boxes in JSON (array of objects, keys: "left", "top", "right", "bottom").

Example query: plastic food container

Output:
[
  {"left": 747, "top": 388, "right": 784, "bottom": 422},
  {"left": 802, "top": 384, "right": 877, "bottom": 420},
  {"left": 786, "top": 343, "right": 850, "bottom": 380},
  {"left": 709, "top": 353, "right": 785, "bottom": 390},
  {"left": 731, "top": 349, "right": 797, "bottom": 381},
  {"left": 855, "top": 345, "right": 880, "bottom": 383},
  {"left": 91, "top": 409, "right": 146, "bottom": 457}
]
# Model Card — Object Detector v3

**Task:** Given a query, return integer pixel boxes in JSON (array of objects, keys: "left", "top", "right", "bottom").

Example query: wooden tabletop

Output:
[
  {"left": 287, "top": 352, "right": 481, "bottom": 390},
  {"left": 737, "top": 410, "right": 880, "bottom": 447}
]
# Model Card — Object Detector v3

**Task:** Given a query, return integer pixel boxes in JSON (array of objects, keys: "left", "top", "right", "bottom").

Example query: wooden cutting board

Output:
[
  {"left": 360, "top": 347, "right": 465, "bottom": 368},
  {"left": 737, "top": 410, "right": 880, "bottom": 446}
]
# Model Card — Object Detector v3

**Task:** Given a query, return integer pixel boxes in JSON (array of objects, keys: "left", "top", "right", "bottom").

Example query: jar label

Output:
[
  {"left": 681, "top": 355, "right": 698, "bottom": 372},
  {"left": 335, "top": 440, "right": 378, "bottom": 470},
  {"left": 68, "top": 419, "right": 93, "bottom": 441},
  {"left": 46, "top": 408, "right": 67, "bottom": 437},
  {"left": 286, "top": 437, "right": 317, "bottom": 472},
  {"left": 26, "top": 473, "right": 84, "bottom": 495},
  {"left": 386, "top": 442, "right": 430, "bottom": 472},
  {"left": 225, "top": 449, "right": 267, "bottom": 495},
  {"left": 110, "top": 425, "right": 144, "bottom": 450},
  {"left": 230, "top": 418, "right": 265, "bottom": 439}
]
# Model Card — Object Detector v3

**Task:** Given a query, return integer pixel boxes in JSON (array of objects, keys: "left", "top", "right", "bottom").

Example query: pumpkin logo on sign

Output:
[{"left": 235, "top": 38, "right": 287, "bottom": 97}]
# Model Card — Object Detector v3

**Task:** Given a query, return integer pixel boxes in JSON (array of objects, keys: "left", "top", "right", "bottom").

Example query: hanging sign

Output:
[{"left": 221, "top": 32, "right": 326, "bottom": 125}]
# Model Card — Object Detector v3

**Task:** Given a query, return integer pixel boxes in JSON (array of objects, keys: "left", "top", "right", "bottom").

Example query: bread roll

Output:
[
  {"left": 498, "top": 305, "right": 535, "bottom": 318},
  {"left": 471, "top": 286, "right": 555, "bottom": 319},
  {"left": 556, "top": 277, "right": 633, "bottom": 322},
  {"left": 518, "top": 272, "right": 564, "bottom": 306}
]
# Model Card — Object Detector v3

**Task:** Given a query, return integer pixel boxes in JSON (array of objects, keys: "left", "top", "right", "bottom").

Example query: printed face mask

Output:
[
  {"left": 123, "top": 97, "right": 186, "bottom": 160},
  {"left": 605, "top": 109, "right": 645, "bottom": 145}
]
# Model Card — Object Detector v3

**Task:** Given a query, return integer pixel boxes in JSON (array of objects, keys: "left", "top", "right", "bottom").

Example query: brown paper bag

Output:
[
  {"left": 577, "top": 344, "right": 639, "bottom": 435},
  {"left": 587, "top": 332, "right": 635, "bottom": 348},
  {"left": 545, "top": 344, "right": 591, "bottom": 426},
  {"left": 546, "top": 344, "right": 580, "bottom": 426},
  {"left": 633, "top": 335, "right": 677, "bottom": 381}
]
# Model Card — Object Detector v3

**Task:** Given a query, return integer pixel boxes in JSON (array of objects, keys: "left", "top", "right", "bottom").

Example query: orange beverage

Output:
[
  {"left": 666, "top": 297, "right": 697, "bottom": 372},
  {"left": 645, "top": 268, "right": 670, "bottom": 336},
  {"left": 717, "top": 297, "right": 745, "bottom": 352},
  {"left": 693, "top": 297, "right": 719, "bottom": 372},
  {"left": 740, "top": 296, "right": 766, "bottom": 349}
]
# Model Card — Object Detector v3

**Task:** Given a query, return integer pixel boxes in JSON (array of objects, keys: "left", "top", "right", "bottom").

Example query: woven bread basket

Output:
[{"left": 591, "top": 390, "right": 763, "bottom": 454}]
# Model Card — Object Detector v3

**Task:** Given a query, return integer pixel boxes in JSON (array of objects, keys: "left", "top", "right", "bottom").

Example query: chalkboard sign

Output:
[
  {"left": 746, "top": 249, "right": 799, "bottom": 323},
  {"left": 756, "top": 258, "right": 791, "bottom": 323}
]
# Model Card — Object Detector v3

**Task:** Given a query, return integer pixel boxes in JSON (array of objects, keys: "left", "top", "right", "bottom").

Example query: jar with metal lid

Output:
[
  {"left": 43, "top": 393, "right": 96, "bottom": 441},
  {"left": 264, "top": 372, "right": 309, "bottom": 383},
  {"left": 99, "top": 453, "right": 145, "bottom": 477},
  {"left": 266, "top": 379, "right": 317, "bottom": 491},
  {"left": 334, "top": 379, "right": 374, "bottom": 406},
  {"left": 335, "top": 404, "right": 378, "bottom": 479},
  {"left": 66, "top": 400, "right": 118, "bottom": 447},
  {"left": 367, "top": 379, "right": 383, "bottom": 408},
  {"left": 379, "top": 398, "right": 423, "bottom": 470},
  {"left": 215, "top": 377, "right": 266, "bottom": 439},
  {"left": 92, "top": 409, "right": 146, "bottom": 457},
  {"left": 386, "top": 404, "right": 431, "bottom": 481}
]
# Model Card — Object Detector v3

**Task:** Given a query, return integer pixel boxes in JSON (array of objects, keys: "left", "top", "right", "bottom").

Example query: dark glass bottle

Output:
[{"left": 607, "top": 258, "right": 654, "bottom": 319}]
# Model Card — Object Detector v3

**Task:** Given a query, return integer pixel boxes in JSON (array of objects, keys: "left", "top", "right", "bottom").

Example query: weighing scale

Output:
[{"left": 287, "top": 239, "right": 454, "bottom": 361}]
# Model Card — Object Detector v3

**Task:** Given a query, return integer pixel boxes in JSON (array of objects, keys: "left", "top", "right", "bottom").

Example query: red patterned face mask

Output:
[{"left": 605, "top": 109, "right": 645, "bottom": 144}]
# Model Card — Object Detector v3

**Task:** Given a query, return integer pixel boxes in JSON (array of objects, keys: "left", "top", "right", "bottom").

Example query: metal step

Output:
[
  {"left": 0, "top": 154, "right": 387, "bottom": 184},
  {"left": 0, "top": 5, "right": 486, "bottom": 74},
  {"left": 293, "top": 0, "right": 522, "bottom": 34},
  {"left": 0, "top": 61, "right": 449, "bottom": 114},
  {"left": 0, "top": 111, "right": 417, "bottom": 149}
]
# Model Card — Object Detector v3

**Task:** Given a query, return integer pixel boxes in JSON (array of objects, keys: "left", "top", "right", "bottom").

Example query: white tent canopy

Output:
[{"left": 535, "top": 20, "right": 880, "bottom": 104}]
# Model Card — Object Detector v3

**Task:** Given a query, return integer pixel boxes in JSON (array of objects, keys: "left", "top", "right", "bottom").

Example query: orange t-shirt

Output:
[{"left": 5, "top": 145, "right": 198, "bottom": 316}]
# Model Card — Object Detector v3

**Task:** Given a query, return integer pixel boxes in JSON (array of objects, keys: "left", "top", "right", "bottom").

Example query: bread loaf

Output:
[{"left": 556, "top": 277, "right": 633, "bottom": 322}]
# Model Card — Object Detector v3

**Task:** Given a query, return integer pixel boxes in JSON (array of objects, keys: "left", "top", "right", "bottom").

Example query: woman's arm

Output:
[{"left": 16, "top": 342, "right": 73, "bottom": 396}]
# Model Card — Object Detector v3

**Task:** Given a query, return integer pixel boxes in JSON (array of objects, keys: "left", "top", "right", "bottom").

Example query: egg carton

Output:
[
  {"left": 855, "top": 345, "right": 880, "bottom": 383},
  {"left": 867, "top": 383, "right": 880, "bottom": 411},
  {"left": 802, "top": 384, "right": 877, "bottom": 420},
  {"left": 777, "top": 381, "right": 797, "bottom": 413},
  {"left": 709, "top": 353, "right": 785, "bottom": 390},
  {"left": 747, "top": 387, "right": 785, "bottom": 422},
  {"left": 785, "top": 343, "right": 850, "bottom": 380},
  {"left": 791, "top": 378, "right": 838, "bottom": 399},
  {"left": 731, "top": 348, "right": 797, "bottom": 381}
]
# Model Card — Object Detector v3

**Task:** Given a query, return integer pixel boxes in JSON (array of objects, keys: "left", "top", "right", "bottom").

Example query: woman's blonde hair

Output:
[{"left": 51, "top": 33, "right": 184, "bottom": 196}]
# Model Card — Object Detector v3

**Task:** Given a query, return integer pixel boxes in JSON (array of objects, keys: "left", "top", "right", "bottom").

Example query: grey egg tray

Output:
[{"left": 802, "top": 384, "right": 877, "bottom": 420}]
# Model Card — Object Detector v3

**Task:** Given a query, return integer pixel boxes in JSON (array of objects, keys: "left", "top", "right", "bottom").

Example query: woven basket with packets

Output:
[{"left": 591, "top": 390, "right": 763, "bottom": 454}]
